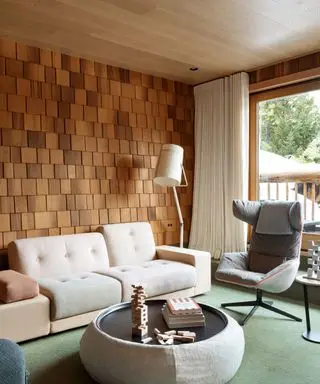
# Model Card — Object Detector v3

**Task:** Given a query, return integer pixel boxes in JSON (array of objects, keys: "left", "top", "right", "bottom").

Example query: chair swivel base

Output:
[{"left": 221, "top": 289, "right": 302, "bottom": 326}]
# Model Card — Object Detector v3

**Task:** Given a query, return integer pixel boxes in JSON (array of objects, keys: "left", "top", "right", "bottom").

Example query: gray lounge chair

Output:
[{"left": 216, "top": 200, "right": 302, "bottom": 325}]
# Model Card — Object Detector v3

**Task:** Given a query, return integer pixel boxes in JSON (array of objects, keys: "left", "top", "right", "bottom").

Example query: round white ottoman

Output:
[{"left": 80, "top": 302, "right": 244, "bottom": 384}]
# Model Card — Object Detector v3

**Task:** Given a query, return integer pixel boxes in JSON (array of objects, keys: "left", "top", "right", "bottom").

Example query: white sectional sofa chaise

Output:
[{"left": 3, "top": 222, "right": 211, "bottom": 342}]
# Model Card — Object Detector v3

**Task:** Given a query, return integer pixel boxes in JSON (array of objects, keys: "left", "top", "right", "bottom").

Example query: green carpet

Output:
[{"left": 21, "top": 283, "right": 320, "bottom": 384}]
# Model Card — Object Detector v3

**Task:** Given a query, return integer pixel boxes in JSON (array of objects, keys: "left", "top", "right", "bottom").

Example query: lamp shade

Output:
[{"left": 154, "top": 144, "right": 184, "bottom": 187}]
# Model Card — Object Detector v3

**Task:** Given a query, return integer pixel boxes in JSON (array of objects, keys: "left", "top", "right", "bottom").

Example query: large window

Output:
[{"left": 250, "top": 80, "right": 320, "bottom": 246}]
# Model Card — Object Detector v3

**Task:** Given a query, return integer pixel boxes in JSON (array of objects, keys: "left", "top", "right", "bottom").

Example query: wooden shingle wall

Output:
[
  {"left": 248, "top": 51, "right": 320, "bottom": 84},
  {"left": 0, "top": 38, "right": 194, "bottom": 251}
]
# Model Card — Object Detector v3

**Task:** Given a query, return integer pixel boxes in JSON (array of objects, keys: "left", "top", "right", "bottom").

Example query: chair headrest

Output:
[
  {"left": 233, "top": 199, "right": 302, "bottom": 233},
  {"left": 256, "top": 201, "right": 292, "bottom": 235}
]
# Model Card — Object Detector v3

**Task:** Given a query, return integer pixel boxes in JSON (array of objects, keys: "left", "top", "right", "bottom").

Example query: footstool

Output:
[
  {"left": 80, "top": 300, "right": 245, "bottom": 384},
  {"left": 0, "top": 339, "right": 28, "bottom": 384}
]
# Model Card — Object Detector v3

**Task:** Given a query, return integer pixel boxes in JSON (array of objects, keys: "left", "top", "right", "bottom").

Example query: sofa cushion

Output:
[
  {"left": 105, "top": 260, "right": 197, "bottom": 301},
  {"left": 98, "top": 222, "right": 156, "bottom": 266},
  {"left": 216, "top": 252, "right": 264, "bottom": 287},
  {"left": 8, "top": 233, "right": 109, "bottom": 279},
  {"left": 0, "top": 270, "right": 39, "bottom": 303},
  {"left": 38, "top": 273, "right": 121, "bottom": 321}
]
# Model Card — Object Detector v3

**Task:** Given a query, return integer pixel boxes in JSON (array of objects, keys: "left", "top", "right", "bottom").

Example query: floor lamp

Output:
[{"left": 153, "top": 144, "right": 188, "bottom": 248}]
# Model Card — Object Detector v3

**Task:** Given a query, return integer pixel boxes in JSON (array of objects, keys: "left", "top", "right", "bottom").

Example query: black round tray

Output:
[{"left": 96, "top": 299, "right": 228, "bottom": 345}]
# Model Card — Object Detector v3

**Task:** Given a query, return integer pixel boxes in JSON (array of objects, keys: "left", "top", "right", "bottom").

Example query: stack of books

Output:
[{"left": 162, "top": 297, "right": 205, "bottom": 328}]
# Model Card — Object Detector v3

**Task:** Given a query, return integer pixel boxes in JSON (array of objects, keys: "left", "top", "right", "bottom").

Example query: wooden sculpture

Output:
[
  {"left": 131, "top": 284, "right": 148, "bottom": 340},
  {"left": 154, "top": 328, "right": 196, "bottom": 344}
]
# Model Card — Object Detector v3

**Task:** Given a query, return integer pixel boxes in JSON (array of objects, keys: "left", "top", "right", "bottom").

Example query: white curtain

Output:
[{"left": 189, "top": 72, "right": 249, "bottom": 260}]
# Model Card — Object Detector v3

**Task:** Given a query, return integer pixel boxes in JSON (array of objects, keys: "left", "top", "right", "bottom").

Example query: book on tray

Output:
[
  {"left": 167, "top": 298, "right": 202, "bottom": 315},
  {"left": 162, "top": 298, "right": 205, "bottom": 328}
]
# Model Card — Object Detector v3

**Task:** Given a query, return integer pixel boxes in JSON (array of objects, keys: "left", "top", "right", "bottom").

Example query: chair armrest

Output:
[
  {"left": 156, "top": 245, "right": 211, "bottom": 295},
  {"left": 258, "top": 258, "right": 300, "bottom": 293}
]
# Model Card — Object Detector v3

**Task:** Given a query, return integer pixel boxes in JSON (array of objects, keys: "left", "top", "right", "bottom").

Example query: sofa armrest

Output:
[{"left": 156, "top": 245, "right": 211, "bottom": 295}]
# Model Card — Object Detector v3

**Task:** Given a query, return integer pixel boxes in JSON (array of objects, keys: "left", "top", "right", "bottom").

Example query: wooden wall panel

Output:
[
  {"left": 0, "top": 38, "right": 194, "bottom": 253},
  {"left": 249, "top": 51, "right": 320, "bottom": 85}
]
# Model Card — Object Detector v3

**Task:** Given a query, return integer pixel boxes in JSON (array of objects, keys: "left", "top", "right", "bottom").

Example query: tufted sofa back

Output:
[
  {"left": 98, "top": 222, "right": 156, "bottom": 266},
  {"left": 8, "top": 233, "right": 109, "bottom": 279}
]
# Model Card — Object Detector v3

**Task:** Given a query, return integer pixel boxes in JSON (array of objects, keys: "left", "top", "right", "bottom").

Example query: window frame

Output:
[{"left": 249, "top": 78, "right": 320, "bottom": 250}]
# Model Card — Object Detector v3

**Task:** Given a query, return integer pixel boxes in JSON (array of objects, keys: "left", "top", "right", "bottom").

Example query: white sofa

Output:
[
  {"left": 98, "top": 222, "right": 211, "bottom": 301},
  {"left": 4, "top": 222, "right": 211, "bottom": 342},
  {"left": 8, "top": 232, "right": 122, "bottom": 334}
]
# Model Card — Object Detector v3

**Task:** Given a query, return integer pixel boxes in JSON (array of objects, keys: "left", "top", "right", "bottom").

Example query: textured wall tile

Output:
[
  {"left": 249, "top": 51, "right": 320, "bottom": 84},
  {"left": 17, "top": 43, "right": 40, "bottom": 63},
  {"left": 35, "top": 211, "right": 57, "bottom": 229},
  {"left": 0, "top": 38, "right": 194, "bottom": 251}
]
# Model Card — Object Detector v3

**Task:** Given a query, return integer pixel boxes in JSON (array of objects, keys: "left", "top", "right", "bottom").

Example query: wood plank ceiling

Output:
[{"left": 0, "top": 0, "right": 319, "bottom": 84}]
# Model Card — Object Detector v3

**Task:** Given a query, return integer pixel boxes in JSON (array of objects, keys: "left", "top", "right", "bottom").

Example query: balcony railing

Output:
[{"left": 259, "top": 170, "right": 320, "bottom": 228}]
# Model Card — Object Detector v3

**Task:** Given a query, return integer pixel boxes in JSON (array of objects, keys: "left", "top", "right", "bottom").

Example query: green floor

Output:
[{"left": 21, "top": 283, "right": 320, "bottom": 384}]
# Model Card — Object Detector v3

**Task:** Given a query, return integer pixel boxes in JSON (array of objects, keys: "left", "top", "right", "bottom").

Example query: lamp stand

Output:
[
  {"left": 172, "top": 186, "right": 184, "bottom": 248},
  {"left": 172, "top": 165, "right": 188, "bottom": 248}
]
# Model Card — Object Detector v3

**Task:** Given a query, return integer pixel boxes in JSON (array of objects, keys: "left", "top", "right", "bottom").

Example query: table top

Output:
[
  {"left": 95, "top": 300, "right": 228, "bottom": 345},
  {"left": 295, "top": 273, "right": 320, "bottom": 287}
]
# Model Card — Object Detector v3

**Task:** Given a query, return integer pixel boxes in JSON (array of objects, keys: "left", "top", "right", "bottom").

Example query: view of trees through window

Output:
[
  {"left": 258, "top": 89, "right": 320, "bottom": 232},
  {"left": 260, "top": 92, "right": 320, "bottom": 163}
]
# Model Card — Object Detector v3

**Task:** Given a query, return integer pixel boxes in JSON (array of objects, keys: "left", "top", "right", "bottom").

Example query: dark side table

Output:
[{"left": 295, "top": 274, "right": 320, "bottom": 343}]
